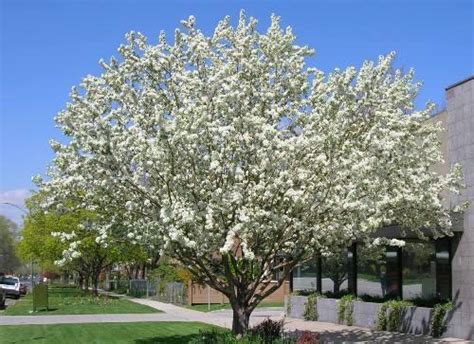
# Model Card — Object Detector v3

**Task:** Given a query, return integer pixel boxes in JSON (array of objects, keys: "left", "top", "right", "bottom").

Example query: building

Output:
[{"left": 290, "top": 76, "right": 474, "bottom": 339}]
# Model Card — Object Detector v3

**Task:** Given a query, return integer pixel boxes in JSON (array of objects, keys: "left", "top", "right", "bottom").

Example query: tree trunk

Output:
[
  {"left": 91, "top": 273, "right": 99, "bottom": 296},
  {"left": 78, "top": 273, "right": 84, "bottom": 290},
  {"left": 231, "top": 304, "right": 251, "bottom": 337},
  {"left": 134, "top": 265, "right": 139, "bottom": 279},
  {"left": 84, "top": 273, "right": 90, "bottom": 292}
]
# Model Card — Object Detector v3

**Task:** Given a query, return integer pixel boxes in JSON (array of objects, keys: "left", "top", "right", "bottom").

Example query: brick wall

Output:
[{"left": 188, "top": 280, "right": 290, "bottom": 305}]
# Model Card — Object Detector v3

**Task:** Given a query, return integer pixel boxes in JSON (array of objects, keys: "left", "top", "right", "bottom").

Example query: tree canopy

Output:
[
  {"left": 0, "top": 215, "right": 21, "bottom": 273},
  {"left": 36, "top": 12, "right": 463, "bottom": 334}
]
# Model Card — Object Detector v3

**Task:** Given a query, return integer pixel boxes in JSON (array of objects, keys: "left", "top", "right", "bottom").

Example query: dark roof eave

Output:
[{"left": 445, "top": 75, "right": 474, "bottom": 91}]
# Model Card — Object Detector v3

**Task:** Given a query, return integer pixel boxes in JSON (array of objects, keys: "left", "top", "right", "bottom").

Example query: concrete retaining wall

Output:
[
  {"left": 287, "top": 296, "right": 454, "bottom": 337},
  {"left": 353, "top": 300, "right": 380, "bottom": 328}
]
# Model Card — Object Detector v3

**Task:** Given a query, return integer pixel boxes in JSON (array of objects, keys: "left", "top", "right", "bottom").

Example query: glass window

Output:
[
  {"left": 385, "top": 246, "right": 401, "bottom": 298},
  {"left": 436, "top": 238, "right": 451, "bottom": 299},
  {"left": 357, "top": 244, "right": 392, "bottom": 299},
  {"left": 402, "top": 242, "right": 436, "bottom": 300},
  {"left": 292, "top": 258, "right": 318, "bottom": 292},
  {"left": 322, "top": 248, "right": 348, "bottom": 295}
]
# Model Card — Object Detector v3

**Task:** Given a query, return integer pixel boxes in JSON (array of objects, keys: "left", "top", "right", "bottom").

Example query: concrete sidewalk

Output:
[{"left": 0, "top": 313, "right": 185, "bottom": 326}]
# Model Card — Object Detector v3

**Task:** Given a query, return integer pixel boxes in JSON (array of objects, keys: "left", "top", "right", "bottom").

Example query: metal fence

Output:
[
  {"left": 152, "top": 281, "right": 187, "bottom": 305},
  {"left": 111, "top": 279, "right": 187, "bottom": 305}
]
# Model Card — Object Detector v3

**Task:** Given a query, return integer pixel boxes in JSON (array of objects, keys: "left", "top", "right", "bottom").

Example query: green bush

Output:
[
  {"left": 249, "top": 318, "right": 284, "bottom": 343},
  {"left": 188, "top": 329, "right": 296, "bottom": 344},
  {"left": 376, "top": 300, "right": 412, "bottom": 332},
  {"left": 303, "top": 294, "right": 319, "bottom": 321},
  {"left": 338, "top": 294, "right": 358, "bottom": 326},
  {"left": 431, "top": 301, "right": 454, "bottom": 338}
]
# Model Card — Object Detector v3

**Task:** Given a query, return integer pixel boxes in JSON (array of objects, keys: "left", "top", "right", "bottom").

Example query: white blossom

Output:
[{"left": 37, "top": 12, "right": 464, "bottom": 319}]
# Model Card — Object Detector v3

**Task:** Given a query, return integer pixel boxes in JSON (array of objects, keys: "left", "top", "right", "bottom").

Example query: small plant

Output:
[
  {"left": 376, "top": 300, "right": 412, "bottom": 332},
  {"left": 376, "top": 302, "right": 389, "bottom": 331},
  {"left": 250, "top": 317, "right": 284, "bottom": 343},
  {"left": 296, "top": 331, "right": 320, "bottom": 344},
  {"left": 286, "top": 296, "right": 292, "bottom": 316},
  {"left": 188, "top": 328, "right": 296, "bottom": 343},
  {"left": 431, "top": 301, "right": 454, "bottom": 338},
  {"left": 188, "top": 329, "right": 237, "bottom": 344},
  {"left": 303, "top": 294, "right": 318, "bottom": 321},
  {"left": 338, "top": 294, "right": 358, "bottom": 326}
]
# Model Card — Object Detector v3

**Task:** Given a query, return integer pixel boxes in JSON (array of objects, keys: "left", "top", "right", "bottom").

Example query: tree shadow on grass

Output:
[{"left": 135, "top": 333, "right": 201, "bottom": 344}]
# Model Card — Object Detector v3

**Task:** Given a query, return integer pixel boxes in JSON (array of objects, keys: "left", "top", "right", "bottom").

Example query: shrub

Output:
[
  {"left": 323, "top": 289, "right": 351, "bottom": 299},
  {"left": 286, "top": 296, "right": 292, "bottom": 316},
  {"left": 250, "top": 318, "right": 284, "bottom": 343},
  {"left": 296, "top": 331, "right": 320, "bottom": 344},
  {"left": 376, "top": 300, "right": 412, "bottom": 332},
  {"left": 376, "top": 303, "right": 388, "bottom": 331},
  {"left": 338, "top": 294, "right": 358, "bottom": 326},
  {"left": 303, "top": 294, "right": 318, "bottom": 321},
  {"left": 431, "top": 301, "right": 454, "bottom": 338},
  {"left": 188, "top": 328, "right": 296, "bottom": 344},
  {"left": 294, "top": 289, "right": 317, "bottom": 297},
  {"left": 188, "top": 329, "right": 237, "bottom": 344}
]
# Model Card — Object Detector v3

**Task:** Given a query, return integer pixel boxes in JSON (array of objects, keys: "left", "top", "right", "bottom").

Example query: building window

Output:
[
  {"left": 436, "top": 238, "right": 451, "bottom": 299},
  {"left": 402, "top": 242, "right": 436, "bottom": 299},
  {"left": 385, "top": 246, "right": 402, "bottom": 299},
  {"left": 292, "top": 257, "right": 318, "bottom": 292},
  {"left": 357, "top": 244, "right": 387, "bottom": 299},
  {"left": 291, "top": 237, "right": 452, "bottom": 301},
  {"left": 356, "top": 244, "right": 401, "bottom": 299},
  {"left": 322, "top": 248, "right": 349, "bottom": 295}
]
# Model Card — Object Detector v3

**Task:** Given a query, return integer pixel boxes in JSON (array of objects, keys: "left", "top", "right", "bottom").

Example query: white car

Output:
[{"left": 0, "top": 276, "right": 21, "bottom": 299}]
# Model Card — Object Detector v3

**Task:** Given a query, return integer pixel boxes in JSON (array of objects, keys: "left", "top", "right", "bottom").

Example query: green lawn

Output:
[
  {"left": 0, "top": 321, "right": 218, "bottom": 344},
  {"left": 4, "top": 287, "right": 160, "bottom": 315},
  {"left": 187, "top": 301, "right": 284, "bottom": 312}
]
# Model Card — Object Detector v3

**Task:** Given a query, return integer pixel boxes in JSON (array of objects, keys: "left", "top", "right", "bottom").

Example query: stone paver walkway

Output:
[{"left": 283, "top": 318, "right": 471, "bottom": 343}]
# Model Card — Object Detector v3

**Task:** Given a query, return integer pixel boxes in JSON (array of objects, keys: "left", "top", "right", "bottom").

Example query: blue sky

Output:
[{"left": 0, "top": 0, "right": 473, "bottom": 223}]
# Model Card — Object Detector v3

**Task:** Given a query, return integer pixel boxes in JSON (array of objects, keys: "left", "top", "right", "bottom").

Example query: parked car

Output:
[
  {"left": 19, "top": 283, "right": 27, "bottom": 295},
  {"left": 0, "top": 276, "right": 21, "bottom": 299}
]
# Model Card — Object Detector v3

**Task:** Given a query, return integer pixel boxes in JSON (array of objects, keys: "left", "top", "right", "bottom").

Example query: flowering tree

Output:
[{"left": 37, "top": 12, "right": 463, "bottom": 334}]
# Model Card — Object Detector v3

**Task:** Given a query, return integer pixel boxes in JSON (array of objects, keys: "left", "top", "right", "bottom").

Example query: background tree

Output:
[
  {"left": 19, "top": 192, "right": 118, "bottom": 294},
  {"left": 37, "top": 12, "right": 464, "bottom": 335},
  {"left": 0, "top": 215, "right": 21, "bottom": 273},
  {"left": 322, "top": 249, "right": 348, "bottom": 294},
  {"left": 18, "top": 193, "right": 68, "bottom": 269}
]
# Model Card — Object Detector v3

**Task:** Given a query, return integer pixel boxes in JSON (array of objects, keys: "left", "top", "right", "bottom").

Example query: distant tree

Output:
[
  {"left": 19, "top": 192, "right": 117, "bottom": 294},
  {"left": 322, "top": 249, "right": 348, "bottom": 294},
  {"left": 0, "top": 216, "right": 21, "bottom": 273}
]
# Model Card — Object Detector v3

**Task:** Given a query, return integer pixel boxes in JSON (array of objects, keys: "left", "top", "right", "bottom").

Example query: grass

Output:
[
  {"left": 0, "top": 321, "right": 218, "bottom": 344},
  {"left": 187, "top": 301, "right": 284, "bottom": 312},
  {"left": 4, "top": 287, "right": 160, "bottom": 315}
]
